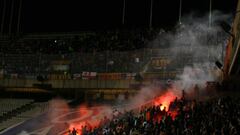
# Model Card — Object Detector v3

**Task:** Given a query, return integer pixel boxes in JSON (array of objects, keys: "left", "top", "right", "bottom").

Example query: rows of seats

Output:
[
  {"left": 0, "top": 101, "right": 49, "bottom": 131},
  {"left": 0, "top": 98, "right": 34, "bottom": 122},
  {"left": 0, "top": 29, "right": 157, "bottom": 54},
  {"left": 3, "top": 54, "right": 39, "bottom": 76},
  {"left": 0, "top": 29, "right": 157, "bottom": 76},
  {"left": 1, "top": 50, "right": 149, "bottom": 76}
]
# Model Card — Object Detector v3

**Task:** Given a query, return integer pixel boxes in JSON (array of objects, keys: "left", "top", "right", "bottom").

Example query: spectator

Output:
[
  {"left": 73, "top": 96, "right": 240, "bottom": 135},
  {"left": 72, "top": 128, "right": 77, "bottom": 135}
]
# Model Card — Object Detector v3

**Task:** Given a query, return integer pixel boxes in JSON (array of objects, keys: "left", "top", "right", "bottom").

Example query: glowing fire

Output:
[
  {"left": 153, "top": 91, "right": 177, "bottom": 111},
  {"left": 160, "top": 105, "right": 165, "bottom": 111},
  {"left": 63, "top": 91, "right": 178, "bottom": 135},
  {"left": 68, "top": 122, "right": 84, "bottom": 135},
  {"left": 64, "top": 105, "right": 113, "bottom": 135}
]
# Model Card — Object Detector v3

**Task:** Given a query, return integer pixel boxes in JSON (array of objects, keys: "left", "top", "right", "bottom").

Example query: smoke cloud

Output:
[
  {"left": 126, "top": 11, "right": 232, "bottom": 109},
  {"left": 149, "top": 11, "right": 231, "bottom": 95},
  {"left": 16, "top": 11, "right": 233, "bottom": 135},
  {"left": 17, "top": 131, "right": 30, "bottom": 135}
]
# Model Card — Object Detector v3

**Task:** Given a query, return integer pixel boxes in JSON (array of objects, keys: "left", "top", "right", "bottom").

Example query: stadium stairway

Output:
[
  {"left": 0, "top": 99, "right": 35, "bottom": 123},
  {"left": 0, "top": 101, "right": 49, "bottom": 132}
]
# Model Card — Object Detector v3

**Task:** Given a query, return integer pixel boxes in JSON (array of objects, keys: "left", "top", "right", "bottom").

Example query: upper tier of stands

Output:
[
  {"left": 0, "top": 28, "right": 229, "bottom": 78},
  {"left": 0, "top": 29, "right": 158, "bottom": 76}
]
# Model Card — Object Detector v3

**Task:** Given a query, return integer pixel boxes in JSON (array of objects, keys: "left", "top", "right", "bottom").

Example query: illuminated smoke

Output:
[
  {"left": 153, "top": 91, "right": 177, "bottom": 111},
  {"left": 149, "top": 11, "right": 231, "bottom": 97},
  {"left": 17, "top": 131, "right": 30, "bottom": 135},
  {"left": 17, "top": 11, "right": 232, "bottom": 135},
  {"left": 125, "top": 11, "right": 231, "bottom": 112}
]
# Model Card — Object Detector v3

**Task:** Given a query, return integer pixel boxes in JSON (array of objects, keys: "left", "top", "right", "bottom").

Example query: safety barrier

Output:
[{"left": 0, "top": 79, "right": 139, "bottom": 89}]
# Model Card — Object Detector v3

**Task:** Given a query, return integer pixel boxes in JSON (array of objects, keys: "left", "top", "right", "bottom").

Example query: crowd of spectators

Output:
[
  {"left": 0, "top": 27, "right": 228, "bottom": 76},
  {"left": 0, "top": 49, "right": 149, "bottom": 77},
  {"left": 0, "top": 28, "right": 159, "bottom": 54},
  {"left": 74, "top": 96, "right": 240, "bottom": 135},
  {"left": 0, "top": 29, "right": 159, "bottom": 75}
]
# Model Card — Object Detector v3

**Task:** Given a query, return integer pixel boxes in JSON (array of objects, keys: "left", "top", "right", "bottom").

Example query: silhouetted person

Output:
[
  {"left": 68, "top": 130, "right": 72, "bottom": 135},
  {"left": 125, "top": 91, "right": 129, "bottom": 100},
  {"left": 194, "top": 84, "right": 199, "bottom": 101},
  {"left": 100, "top": 91, "right": 104, "bottom": 100},
  {"left": 72, "top": 128, "right": 77, "bottom": 135},
  {"left": 181, "top": 89, "right": 185, "bottom": 102}
]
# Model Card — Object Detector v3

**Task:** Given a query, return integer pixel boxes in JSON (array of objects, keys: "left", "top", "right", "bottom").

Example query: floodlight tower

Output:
[
  {"left": 207, "top": 0, "right": 213, "bottom": 60},
  {"left": 122, "top": 0, "right": 126, "bottom": 25},
  {"left": 209, "top": 0, "right": 212, "bottom": 28},
  {"left": 149, "top": 0, "right": 154, "bottom": 30},
  {"left": 179, "top": 0, "right": 182, "bottom": 25}
]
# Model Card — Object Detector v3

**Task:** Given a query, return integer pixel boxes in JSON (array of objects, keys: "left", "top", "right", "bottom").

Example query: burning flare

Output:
[{"left": 153, "top": 91, "right": 177, "bottom": 111}]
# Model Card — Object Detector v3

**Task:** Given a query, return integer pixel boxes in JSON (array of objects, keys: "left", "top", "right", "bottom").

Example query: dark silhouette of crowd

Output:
[
  {"left": 74, "top": 96, "right": 240, "bottom": 135},
  {"left": 0, "top": 29, "right": 159, "bottom": 76},
  {"left": 0, "top": 28, "right": 159, "bottom": 54}
]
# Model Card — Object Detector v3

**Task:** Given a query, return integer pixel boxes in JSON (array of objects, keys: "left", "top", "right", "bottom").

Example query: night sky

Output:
[{"left": 0, "top": 0, "right": 238, "bottom": 33}]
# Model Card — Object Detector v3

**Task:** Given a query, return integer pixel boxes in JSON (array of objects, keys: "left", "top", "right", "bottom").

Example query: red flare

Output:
[{"left": 153, "top": 91, "right": 177, "bottom": 111}]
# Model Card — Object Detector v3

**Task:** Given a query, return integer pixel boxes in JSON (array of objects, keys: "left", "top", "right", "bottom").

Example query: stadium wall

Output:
[{"left": 0, "top": 79, "right": 141, "bottom": 89}]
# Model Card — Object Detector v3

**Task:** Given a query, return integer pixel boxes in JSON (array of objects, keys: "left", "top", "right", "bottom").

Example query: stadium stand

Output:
[
  {"left": 0, "top": 99, "right": 49, "bottom": 131},
  {"left": 0, "top": 98, "right": 34, "bottom": 122},
  {"left": 73, "top": 96, "right": 240, "bottom": 135},
  {"left": 0, "top": 26, "right": 228, "bottom": 81}
]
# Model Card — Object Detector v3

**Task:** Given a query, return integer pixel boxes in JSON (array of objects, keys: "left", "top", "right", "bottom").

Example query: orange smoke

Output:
[
  {"left": 65, "top": 105, "right": 113, "bottom": 135},
  {"left": 68, "top": 122, "right": 85, "bottom": 135},
  {"left": 153, "top": 91, "right": 177, "bottom": 111},
  {"left": 64, "top": 91, "right": 178, "bottom": 135}
]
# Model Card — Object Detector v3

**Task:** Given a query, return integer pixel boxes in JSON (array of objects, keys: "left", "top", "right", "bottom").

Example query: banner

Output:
[
  {"left": 126, "top": 73, "right": 136, "bottom": 80},
  {"left": 98, "top": 73, "right": 136, "bottom": 80},
  {"left": 82, "top": 72, "right": 97, "bottom": 79},
  {"left": 47, "top": 74, "right": 71, "bottom": 80},
  {"left": 144, "top": 71, "right": 178, "bottom": 79},
  {"left": 151, "top": 57, "right": 171, "bottom": 69},
  {"left": 73, "top": 73, "right": 81, "bottom": 79},
  {"left": 51, "top": 60, "right": 70, "bottom": 72},
  {"left": 98, "top": 73, "right": 121, "bottom": 80},
  {"left": 52, "top": 65, "right": 69, "bottom": 71}
]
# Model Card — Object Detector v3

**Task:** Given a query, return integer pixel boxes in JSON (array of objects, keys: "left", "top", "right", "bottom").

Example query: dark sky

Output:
[{"left": 0, "top": 0, "right": 238, "bottom": 33}]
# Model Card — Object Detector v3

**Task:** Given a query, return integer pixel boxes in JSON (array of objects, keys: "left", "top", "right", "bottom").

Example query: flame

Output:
[
  {"left": 68, "top": 122, "right": 84, "bottom": 135},
  {"left": 153, "top": 91, "right": 177, "bottom": 111},
  {"left": 160, "top": 105, "right": 165, "bottom": 111},
  {"left": 62, "top": 91, "right": 178, "bottom": 135},
  {"left": 64, "top": 105, "right": 113, "bottom": 135}
]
